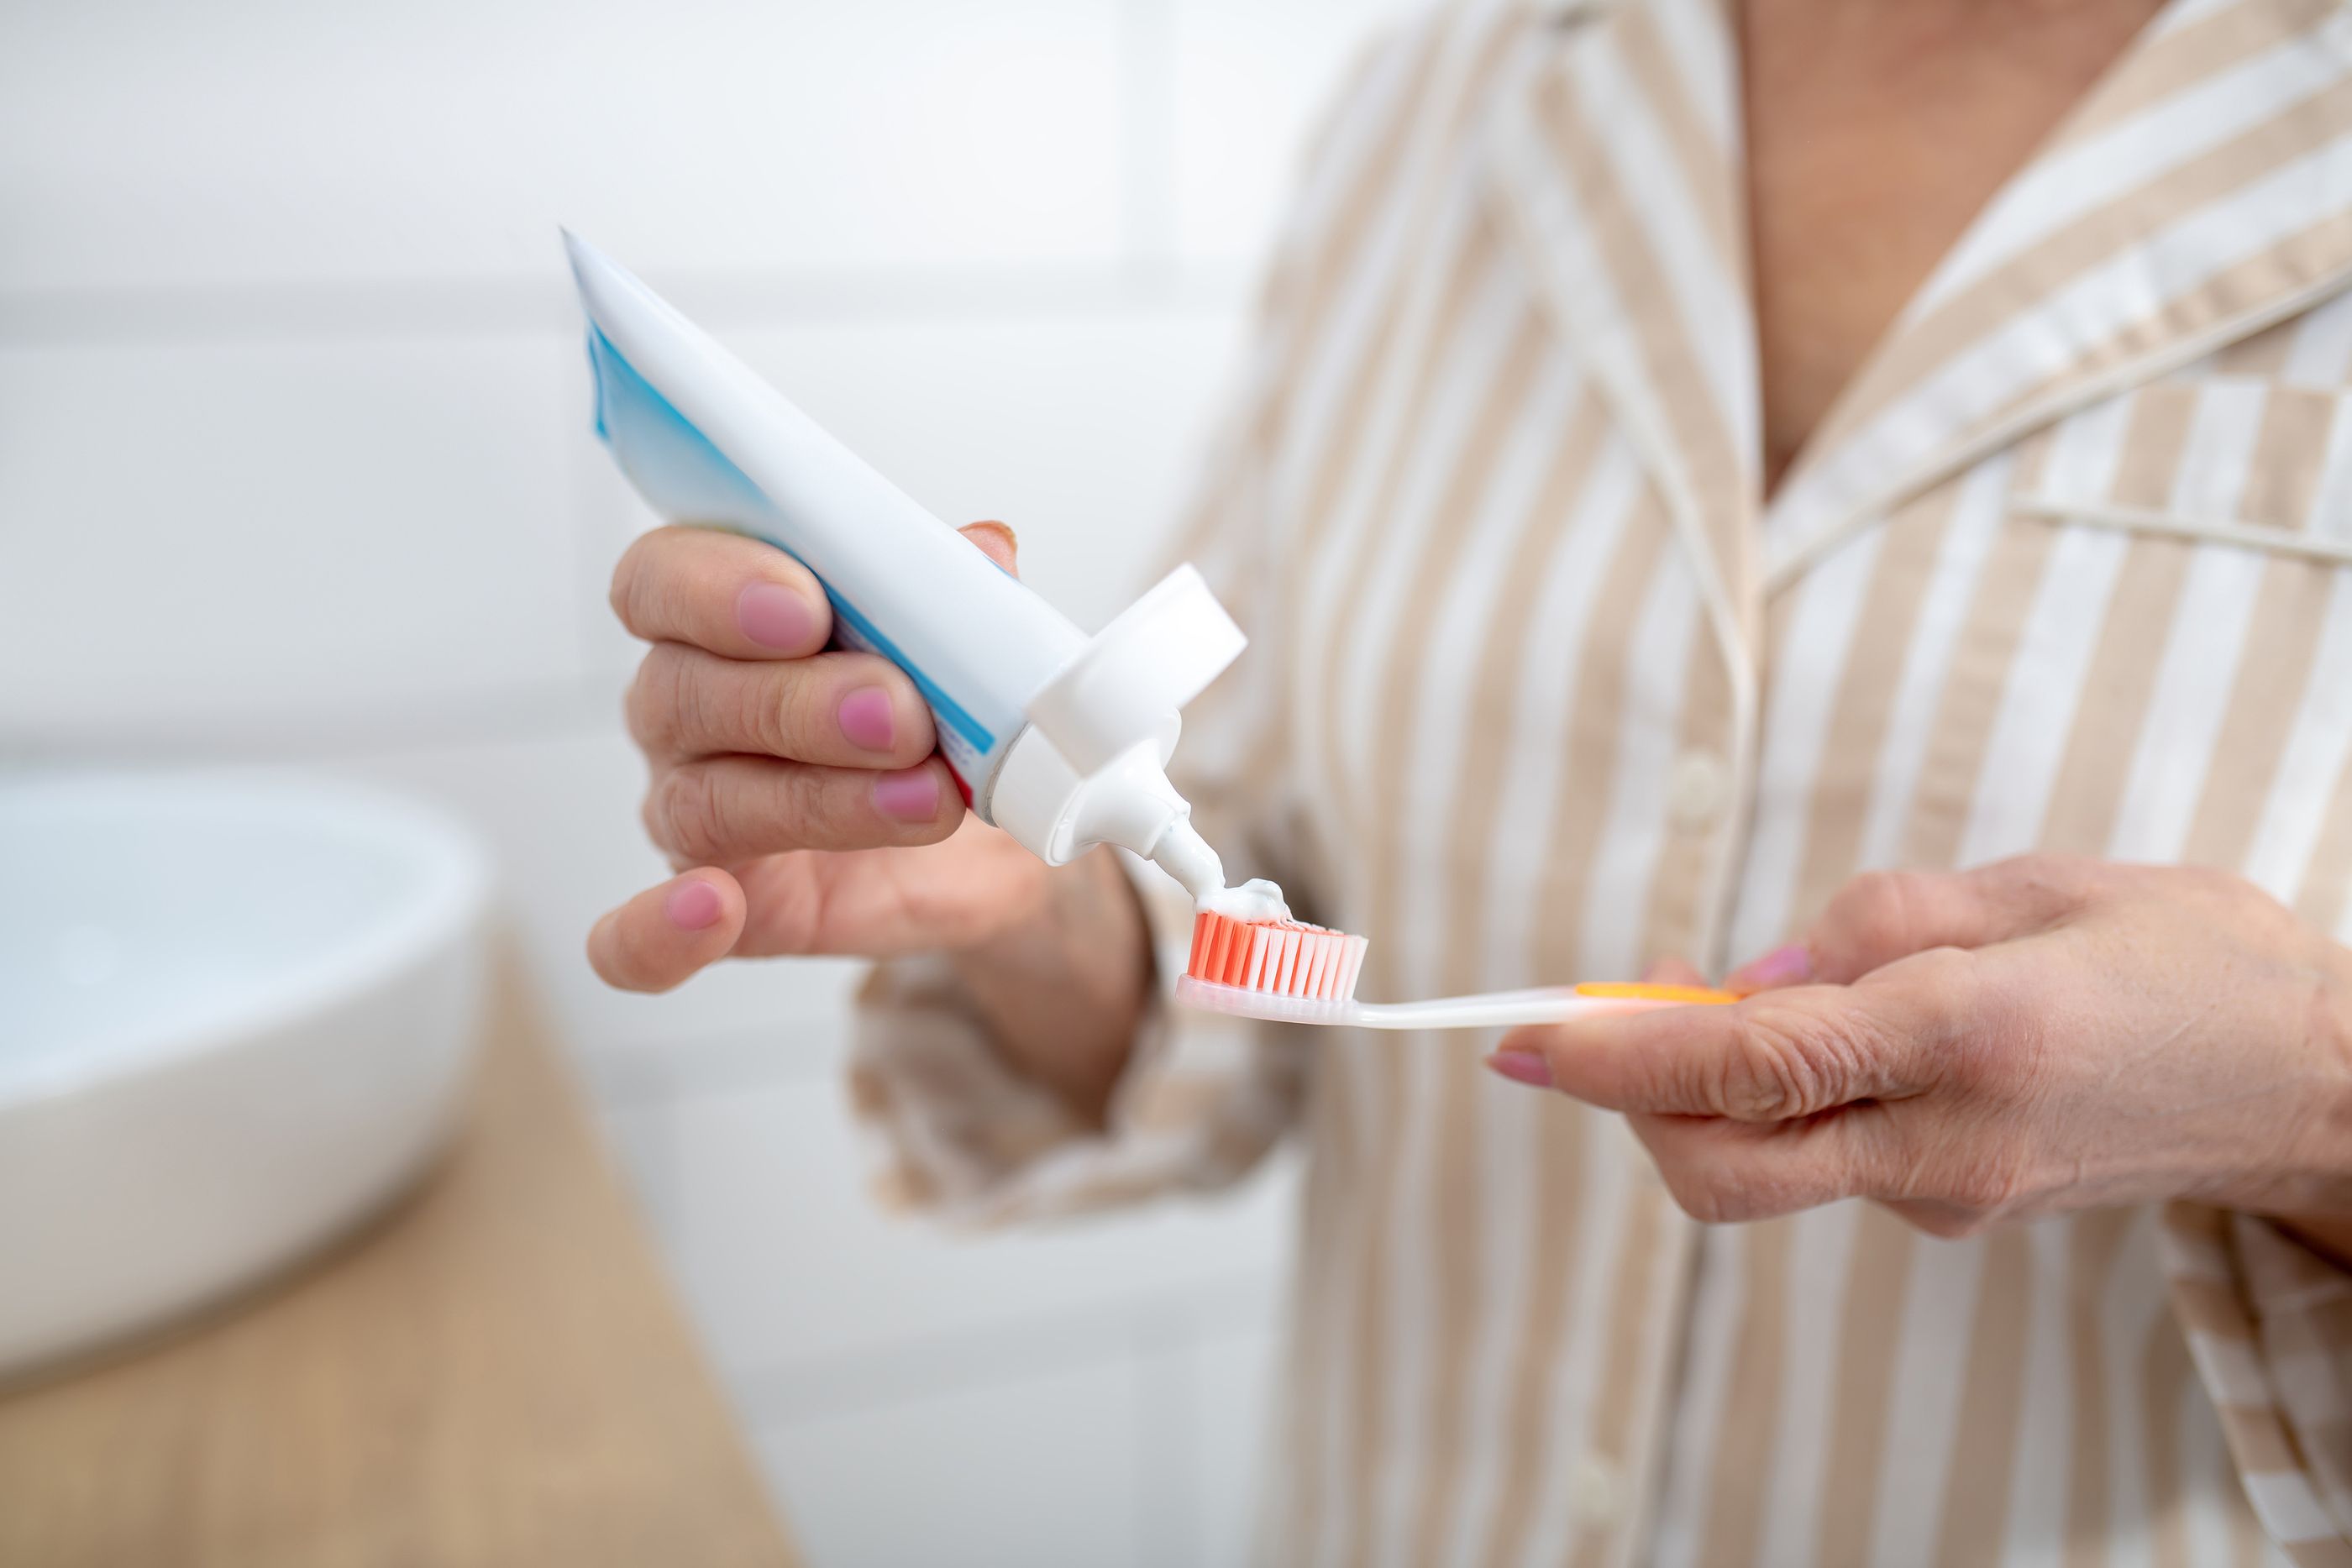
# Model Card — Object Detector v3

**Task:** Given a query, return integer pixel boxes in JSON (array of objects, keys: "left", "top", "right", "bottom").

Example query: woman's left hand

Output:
[{"left": 1489, "top": 854, "right": 2352, "bottom": 1240}]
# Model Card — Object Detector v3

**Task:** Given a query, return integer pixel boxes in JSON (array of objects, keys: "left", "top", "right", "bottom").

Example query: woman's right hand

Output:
[{"left": 585, "top": 520, "right": 1064, "bottom": 994}]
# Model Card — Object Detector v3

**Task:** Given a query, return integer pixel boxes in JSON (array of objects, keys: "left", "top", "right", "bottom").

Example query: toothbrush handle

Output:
[{"left": 1355, "top": 982, "right": 1737, "bottom": 1030}]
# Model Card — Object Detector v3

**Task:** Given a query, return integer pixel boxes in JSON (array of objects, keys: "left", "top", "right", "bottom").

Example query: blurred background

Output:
[{"left": 0, "top": 2, "right": 1407, "bottom": 1562}]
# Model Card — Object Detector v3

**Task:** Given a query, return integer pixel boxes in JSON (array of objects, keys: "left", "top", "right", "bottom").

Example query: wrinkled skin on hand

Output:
[{"left": 1490, "top": 855, "right": 2352, "bottom": 1244}]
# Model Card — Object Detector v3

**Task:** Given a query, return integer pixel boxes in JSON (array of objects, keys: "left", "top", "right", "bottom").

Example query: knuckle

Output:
[
  {"left": 768, "top": 664, "right": 837, "bottom": 759},
  {"left": 1815, "top": 869, "right": 1927, "bottom": 976},
  {"left": 638, "top": 777, "right": 664, "bottom": 846},
  {"left": 625, "top": 646, "right": 690, "bottom": 753},
  {"left": 1907, "top": 957, "right": 2033, "bottom": 1094},
  {"left": 1663, "top": 1162, "right": 1747, "bottom": 1225},
  {"left": 1714, "top": 1011, "right": 1847, "bottom": 1120},
  {"left": 609, "top": 532, "right": 666, "bottom": 637},
  {"left": 736, "top": 664, "right": 801, "bottom": 758},
  {"left": 1994, "top": 851, "right": 2101, "bottom": 911},
  {"left": 649, "top": 762, "right": 734, "bottom": 863},
  {"left": 781, "top": 764, "right": 847, "bottom": 842},
  {"left": 1935, "top": 1151, "right": 2027, "bottom": 1218},
  {"left": 1895, "top": 946, "right": 1982, "bottom": 1041},
  {"left": 2187, "top": 863, "right": 2277, "bottom": 922},
  {"left": 754, "top": 870, "right": 825, "bottom": 954},
  {"left": 1662, "top": 1156, "right": 1792, "bottom": 1225},
  {"left": 1829, "top": 869, "right": 1917, "bottom": 941}
]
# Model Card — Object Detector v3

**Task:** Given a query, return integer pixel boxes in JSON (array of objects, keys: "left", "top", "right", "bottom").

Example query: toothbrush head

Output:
[{"left": 1184, "top": 908, "right": 1368, "bottom": 1004}]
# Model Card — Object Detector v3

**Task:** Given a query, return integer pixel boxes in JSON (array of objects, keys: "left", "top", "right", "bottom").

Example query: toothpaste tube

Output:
[{"left": 565, "top": 232, "right": 1244, "bottom": 899}]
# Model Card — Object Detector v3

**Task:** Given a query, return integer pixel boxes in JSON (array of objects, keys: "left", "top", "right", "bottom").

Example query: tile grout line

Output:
[{"left": 0, "top": 264, "right": 1252, "bottom": 348}]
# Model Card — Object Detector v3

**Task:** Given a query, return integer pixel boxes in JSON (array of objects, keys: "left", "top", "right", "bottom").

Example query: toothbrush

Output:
[{"left": 1174, "top": 909, "right": 1736, "bottom": 1030}]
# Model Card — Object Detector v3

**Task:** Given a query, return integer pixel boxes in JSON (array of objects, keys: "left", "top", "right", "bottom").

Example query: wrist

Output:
[
  {"left": 944, "top": 851, "right": 1154, "bottom": 1127},
  {"left": 2250, "top": 938, "right": 2352, "bottom": 1254},
  {"left": 945, "top": 850, "right": 1142, "bottom": 976}
]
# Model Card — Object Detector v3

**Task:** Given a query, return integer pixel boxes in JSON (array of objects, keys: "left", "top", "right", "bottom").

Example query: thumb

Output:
[
  {"left": 959, "top": 520, "right": 1019, "bottom": 576},
  {"left": 1729, "top": 857, "right": 2089, "bottom": 990},
  {"left": 588, "top": 868, "right": 747, "bottom": 992}
]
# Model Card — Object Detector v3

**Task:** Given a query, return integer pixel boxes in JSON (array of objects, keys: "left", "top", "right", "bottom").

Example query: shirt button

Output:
[
  {"left": 1572, "top": 1452, "right": 1625, "bottom": 1526},
  {"left": 1668, "top": 747, "right": 1728, "bottom": 830}
]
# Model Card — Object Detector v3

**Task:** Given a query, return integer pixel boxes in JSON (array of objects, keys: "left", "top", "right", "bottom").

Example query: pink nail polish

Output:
[
  {"left": 837, "top": 686, "right": 896, "bottom": 752},
  {"left": 1484, "top": 1048, "right": 1553, "bottom": 1089},
  {"left": 872, "top": 768, "right": 941, "bottom": 821},
  {"left": 738, "top": 582, "right": 816, "bottom": 650},
  {"left": 1730, "top": 941, "right": 1812, "bottom": 992},
  {"left": 666, "top": 878, "right": 723, "bottom": 932}
]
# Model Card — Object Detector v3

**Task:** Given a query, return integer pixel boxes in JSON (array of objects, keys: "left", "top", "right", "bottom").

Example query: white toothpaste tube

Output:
[{"left": 565, "top": 231, "right": 1244, "bottom": 899}]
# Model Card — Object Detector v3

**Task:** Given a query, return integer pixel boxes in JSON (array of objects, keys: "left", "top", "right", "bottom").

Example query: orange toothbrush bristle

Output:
[{"left": 1186, "top": 909, "right": 1369, "bottom": 1002}]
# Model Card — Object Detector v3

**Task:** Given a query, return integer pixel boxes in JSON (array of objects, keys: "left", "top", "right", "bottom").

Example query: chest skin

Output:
[{"left": 1740, "top": 0, "right": 2167, "bottom": 493}]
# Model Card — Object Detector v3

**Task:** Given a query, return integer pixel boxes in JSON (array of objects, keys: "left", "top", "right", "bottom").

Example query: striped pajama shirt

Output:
[{"left": 856, "top": 0, "right": 2352, "bottom": 1559}]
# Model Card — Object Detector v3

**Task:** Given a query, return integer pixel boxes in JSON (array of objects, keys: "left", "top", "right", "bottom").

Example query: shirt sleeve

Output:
[
  {"left": 2161, "top": 1202, "right": 2352, "bottom": 1563},
  {"left": 843, "top": 28, "right": 1414, "bottom": 1226}
]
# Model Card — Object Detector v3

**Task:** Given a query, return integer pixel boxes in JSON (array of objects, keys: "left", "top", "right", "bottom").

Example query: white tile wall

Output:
[
  {"left": 1184, "top": 1327, "right": 1284, "bottom": 1565},
  {"left": 0, "top": 335, "right": 585, "bottom": 739},
  {"left": 722, "top": 312, "right": 1252, "bottom": 632},
  {"left": 1, "top": 2, "right": 1402, "bottom": 1561},
  {"left": 650, "top": 1073, "right": 1294, "bottom": 1377},
  {"left": 754, "top": 1356, "right": 1147, "bottom": 1568},
  {"left": 1172, "top": 0, "right": 1412, "bottom": 264},
  {"left": 0, "top": 0, "right": 1128, "bottom": 291}
]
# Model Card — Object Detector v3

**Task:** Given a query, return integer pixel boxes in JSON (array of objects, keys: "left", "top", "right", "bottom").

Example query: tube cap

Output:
[
  {"left": 980, "top": 564, "right": 1246, "bottom": 876},
  {"left": 1024, "top": 565, "right": 1245, "bottom": 776}
]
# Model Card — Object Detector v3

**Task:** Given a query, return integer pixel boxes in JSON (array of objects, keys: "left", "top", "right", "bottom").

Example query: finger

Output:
[
  {"left": 1725, "top": 857, "right": 2096, "bottom": 989},
  {"left": 612, "top": 525, "right": 833, "bottom": 659},
  {"left": 728, "top": 817, "right": 1047, "bottom": 957},
  {"left": 587, "top": 868, "right": 747, "bottom": 992},
  {"left": 644, "top": 754, "right": 963, "bottom": 863},
  {"left": 612, "top": 521, "right": 1015, "bottom": 664},
  {"left": 1491, "top": 968, "right": 1965, "bottom": 1120},
  {"left": 627, "top": 643, "right": 937, "bottom": 768},
  {"left": 1630, "top": 1108, "right": 1893, "bottom": 1223},
  {"left": 1643, "top": 956, "right": 1709, "bottom": 987},
  {"left": 959, "top": 520, "right": 1019, "bottom": 574}
]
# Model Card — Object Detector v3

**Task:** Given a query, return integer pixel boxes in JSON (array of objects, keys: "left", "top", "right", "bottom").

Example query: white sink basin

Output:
[{"left": 0, "top": 773, "right": 491, "bottom": 1377}]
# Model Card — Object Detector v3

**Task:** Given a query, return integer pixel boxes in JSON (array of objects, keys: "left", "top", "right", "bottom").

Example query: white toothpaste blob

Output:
[{"left": 1200, "top": 878, "right": 1290, "bottom": 923}]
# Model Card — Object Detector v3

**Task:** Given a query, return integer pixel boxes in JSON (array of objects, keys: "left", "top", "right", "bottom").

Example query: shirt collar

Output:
[{"left": 1483, "top": 0, "right": 2352, "bottom": 602}]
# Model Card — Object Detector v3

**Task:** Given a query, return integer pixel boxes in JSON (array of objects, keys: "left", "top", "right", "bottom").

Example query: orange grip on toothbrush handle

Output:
[{"left": 1572, "top": 982, "right": 1740, "bottom": 1005}]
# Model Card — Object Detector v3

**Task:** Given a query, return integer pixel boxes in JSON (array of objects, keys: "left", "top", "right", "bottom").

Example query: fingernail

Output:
[
  {"left": 837, "top": 686, "right": 896, "bottom": 752},
  {"left": 872, "top": 767, "right": 941, "bottom": 821},
  {"left": 963, "top": 521, "right": 1019, "bottom": 570},
  {"left": 666, "top": 878, "right": 723, "bottom": 932},
  {"left": 738, "top": 582, "right": 816, "bottom": 650},
  {"left": 1729, "top": 941, "right": 1811, "bottom": 992},
  {"left": 1484, "top": 1048, "right": 1553, "bottom": 1089}
]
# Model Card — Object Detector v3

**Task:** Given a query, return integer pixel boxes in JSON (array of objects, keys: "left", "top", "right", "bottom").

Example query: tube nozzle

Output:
[{"left": 1147, "top": 819, "right": 1225, "bottom": 902}]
